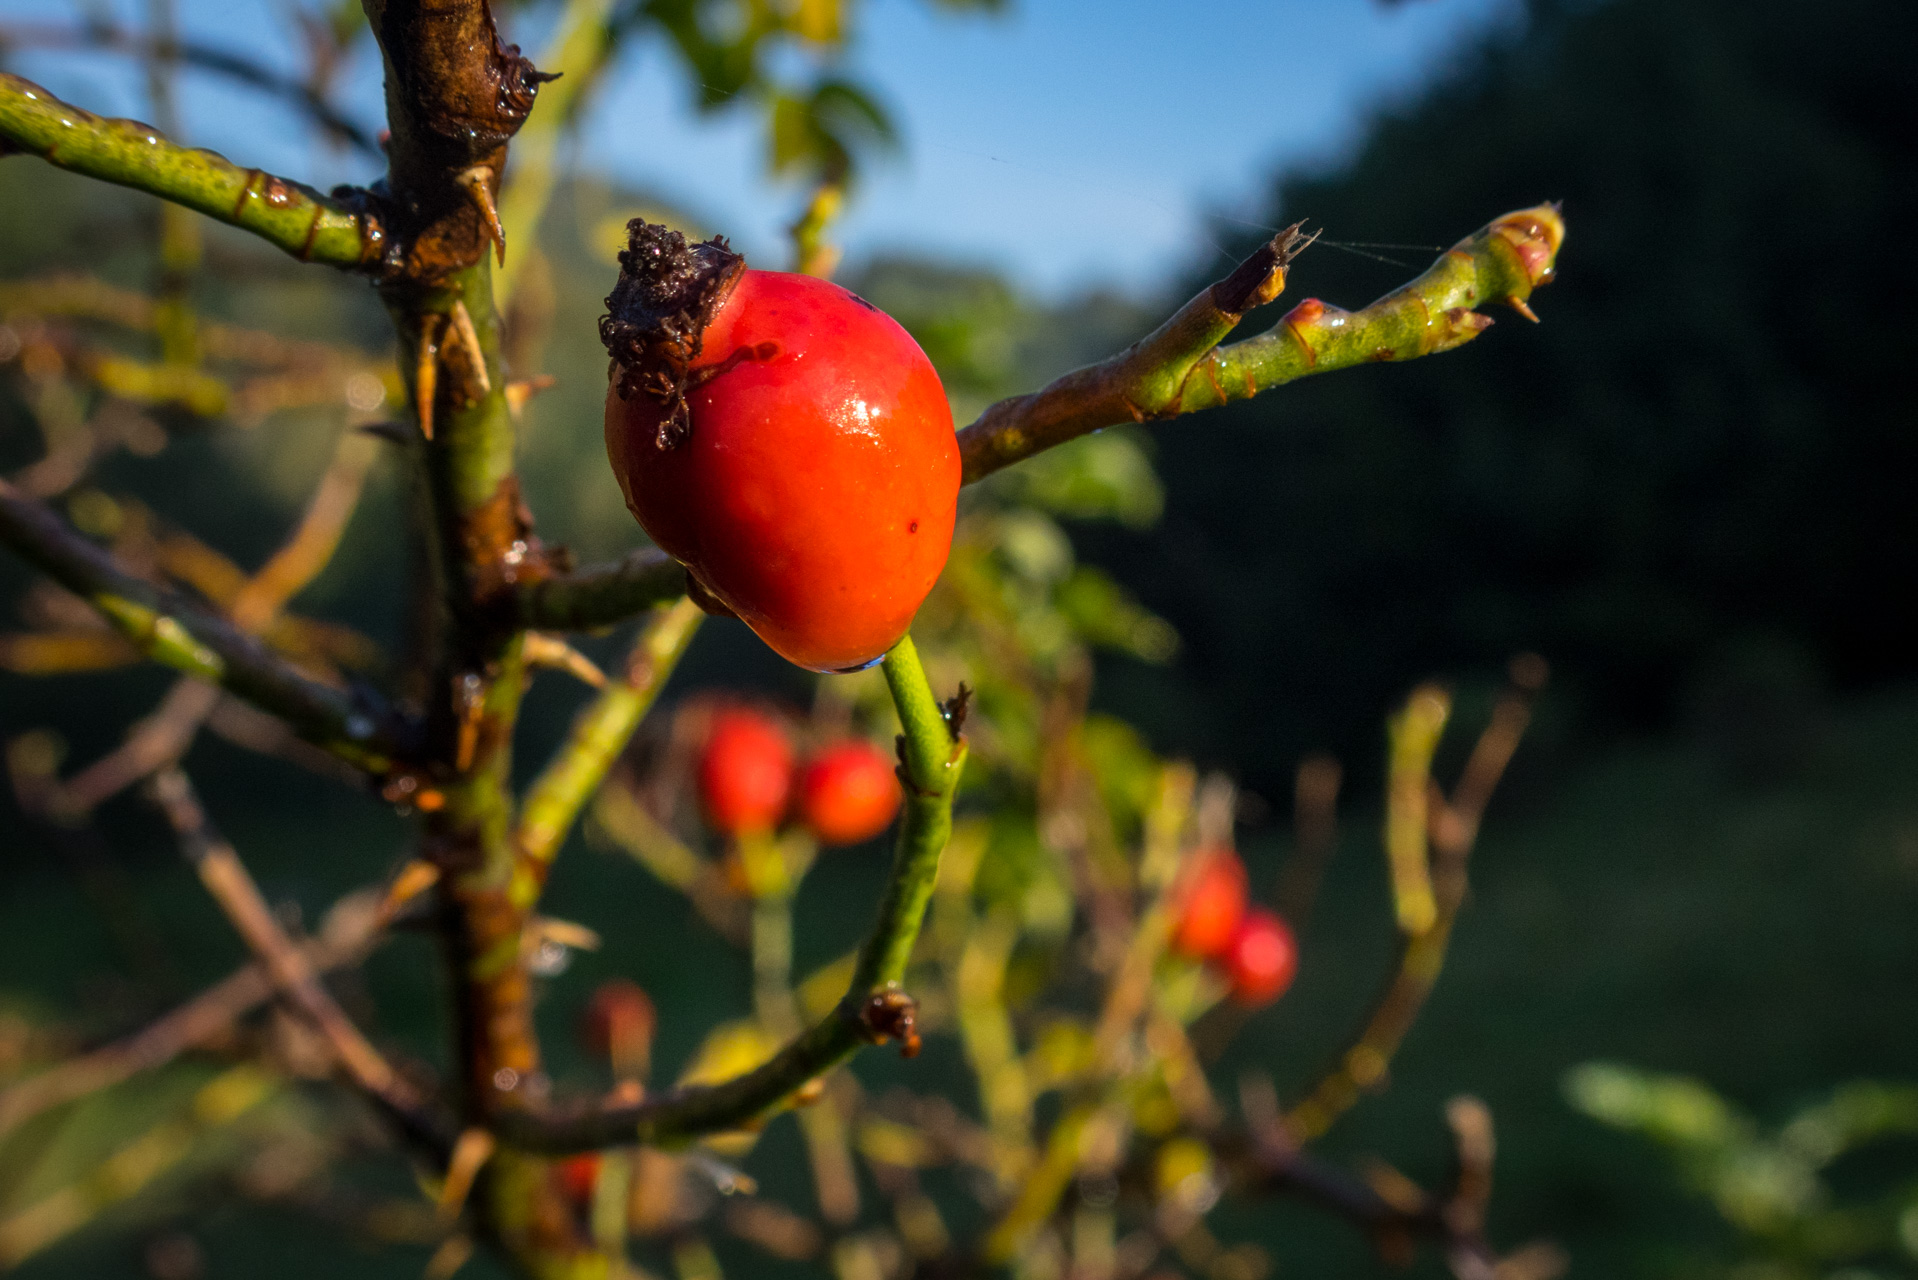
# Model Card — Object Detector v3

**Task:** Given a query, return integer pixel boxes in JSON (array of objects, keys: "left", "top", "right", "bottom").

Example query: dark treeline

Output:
[{"left": 1079, "top": 0, "right": 1917, "bottom": 795}]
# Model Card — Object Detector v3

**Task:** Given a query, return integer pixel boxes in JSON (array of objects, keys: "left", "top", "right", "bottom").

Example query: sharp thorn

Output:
[
  {"left": 456, "top": 165, "right": 506, "bottom": 267},
  {"left": 448, "top": 300, "right": 491, "bottom": 396},
  {"left": 377, "top": 859, "right": 441, "bottom": 924},
  {"left": 1507, "top": 296, "right": 1541, "bottom": 323},
  {"left": 415, "top": 313, "right": 443, "bottom": 441},
  {"left": 523, "top": 631, "right": 607, "bottom": 687},
  {"left": 503, "top": 374, "right": 557, "bottom": 418},
  {"left": 436, "top": 1128, "right": 497, "bottom": 1224}
]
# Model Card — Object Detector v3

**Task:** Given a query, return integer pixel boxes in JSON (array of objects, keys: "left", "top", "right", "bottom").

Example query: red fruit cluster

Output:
[
  {"left": 602, "top": 223, "right": 959, "bottom": 673},
  {"left": 1169, "top": 847, "right": 1299, "bottom": 1007},
  {"left": 695, "top": 707, "right": 902, "bottom": 846}
]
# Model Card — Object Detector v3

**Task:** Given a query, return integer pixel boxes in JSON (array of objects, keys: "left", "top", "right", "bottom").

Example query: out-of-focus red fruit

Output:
[
  {"left": 580, "top": 978, "right": 657, "bottom": 1068},
  {"left": 555, "top": 1152, "right": 601, "bottom": 1206},
  {"left": 797, "top": 740, "right": 902, "bottom": 846},
  {"left": 697, "top": 708, "right": 794, "bottom": 835},
  {"left": 601, "top": 223, "right": 959, "bottom": 673},
  {"left": 1223, "top": 907, "right": 1299, "bottom": 1007},
  {"left": 1171, "top": 849, "right": 1249, "bottom": 960}
]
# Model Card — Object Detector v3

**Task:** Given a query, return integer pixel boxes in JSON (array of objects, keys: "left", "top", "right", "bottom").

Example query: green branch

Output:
[
  {"left": 493, "top": 633, "right": 966, "bottom": 1153},
  {"left": 0, "top": 72, "right": 385, "bottom": 272},
  {"left": 958, "top": 205, "right": 1565, "bottom": 483},
  {"left": 511, "top": 597, "right": 704, "bottom": 896},
  {"left": 512, "top": 547, "right": 688, "bottom": 632},
  {"left": 0, "top": 479, "right": 410, "bottom": 770}
]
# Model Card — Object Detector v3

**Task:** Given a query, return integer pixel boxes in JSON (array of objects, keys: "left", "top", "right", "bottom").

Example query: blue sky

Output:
[{"left": 0, "top": 0, "right": 1519, "bottom": 297}]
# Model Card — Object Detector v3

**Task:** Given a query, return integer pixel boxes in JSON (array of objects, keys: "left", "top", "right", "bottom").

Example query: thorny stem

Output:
[
  {"left": 0, "top": 476, "right": 411, "bottom": 769},
  {"left": 957, "top": 206, "right": 1564, "bottom": 484},
  {"left": 0, "top": 71, "right": 385, "bottom": 270},
  {"left": 493, "top": 632, "right": 966, "bottom": 1153}
]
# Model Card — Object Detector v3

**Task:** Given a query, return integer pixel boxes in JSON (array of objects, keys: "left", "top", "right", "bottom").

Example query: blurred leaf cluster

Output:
[{"left": 1568, "top": 1063, "right": 1918, "bottom": 1279}]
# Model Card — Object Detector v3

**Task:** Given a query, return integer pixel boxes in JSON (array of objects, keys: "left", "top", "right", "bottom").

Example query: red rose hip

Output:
[
  {"left": 698, "top": 709, "right": 794, "bottom": 836},
  {"left": 1223, "top": 907, "right": 1299, "bottom": 1007},
  {"left": 1171, "top": 848, "right": 1249, "bottom": 960},
  {"left": 797, "top": 739, "right": 902, "bottom": 846},
  {"left": 603, "top": 223, "right": 960, "bottom": 672}
]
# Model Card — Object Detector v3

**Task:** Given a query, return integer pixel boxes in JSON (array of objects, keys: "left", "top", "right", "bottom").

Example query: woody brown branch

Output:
[
  {"left": 0, "top": 476, "right": 415, "bottom": 767},
  {"left": 148, "top": 767, "right": 453, "bottom": 1155}
]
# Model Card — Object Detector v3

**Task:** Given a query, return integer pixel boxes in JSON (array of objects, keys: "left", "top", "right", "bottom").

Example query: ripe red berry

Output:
[
  {"left": 697, "top": 709, "right": 794, "bottom": 836},
  {"left": 555, "top": 1152, "right": 602, "bottom": 1206},
  {"left": 602, "top": 223, "right": 960, "bottom": 673},
  {"left": 1171, "top": 848, "right": 1249, "bottom": 960},
  {"left": 797, "top": 740, "right": 902, "bottom": 846},
  {"left": 1223, "top": 907, "right": 1299, "bottom": 1007}
]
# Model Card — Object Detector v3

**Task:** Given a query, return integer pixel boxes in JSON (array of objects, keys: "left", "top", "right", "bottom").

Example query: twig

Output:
[
  {"left": 515, "top": 597, "right": 703, "bottom": 873},
  {"left": 513, "top": 545, "right": 689, "bottom": 632},
  {"left": 0, "top": 887, "right": 384, "bottom": 1137},
  {"left": 0, "top": 477, "right": 411, "bottom": 770},
  {"left": 1385, "top": 685, "right": 1450, "bottom": 935},
  {"left": 1284, "top": 664, "right": 1545, "bottom": 1141},
  {"left": 146, "top": 768, "right": 440, "bottom": 1138},
  {"left": 0, "top": 20, "right": 383, "bottom": 154},
  {"left": 0, "top": 1062, "right": 278, "bottom": 1269},
  {"left": 957, "top": 207, "right": 1563, "bottom": 482},
  {"left": 791, "top": 179, "right": 846, "bottom": 279},
  {"left": 43, "top": 432, "right": 378, "bottom": 812},
  {"left": 493, "top": 0, "right": 618, "bottom": 310},
  {"left": 1222, "top": 1087, "right": 1561, "bottom": 1280},
  {"left": 590, "top": 776, "right": 748, "bottom": 943},
  {"left": 522, "top": 631, "right": 607, "bottom": 686},
  {"left": 0, "top": 71, "right": 385, "bottom": 271},
  {"left": 1275, "top": 753, "right": 1341, "bottom": 923}
]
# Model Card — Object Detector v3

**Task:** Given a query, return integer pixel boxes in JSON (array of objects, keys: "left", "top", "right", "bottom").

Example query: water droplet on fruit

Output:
[{"left": 824, "top": 655, "right": 885, "bottom": 675}]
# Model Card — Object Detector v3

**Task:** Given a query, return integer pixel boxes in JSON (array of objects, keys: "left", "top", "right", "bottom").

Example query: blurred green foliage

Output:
[
  {"left": 1077, "top": 0, "right": 1917, "bottom": 796},
  {"left": 1567, "top": 1064, "right": 1918, "bottom": 1278}
]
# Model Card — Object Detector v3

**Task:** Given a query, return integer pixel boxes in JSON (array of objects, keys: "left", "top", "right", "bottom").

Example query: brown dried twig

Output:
[
  {"left": 146, "top": 767, "right": 446, "bottom": 1152},
  {"left": 0, "top": 886, "right": 385, "bottom": 1138},
  {"left": 1284, "top": 659, "right": 1547, "bottom": 1141}
]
